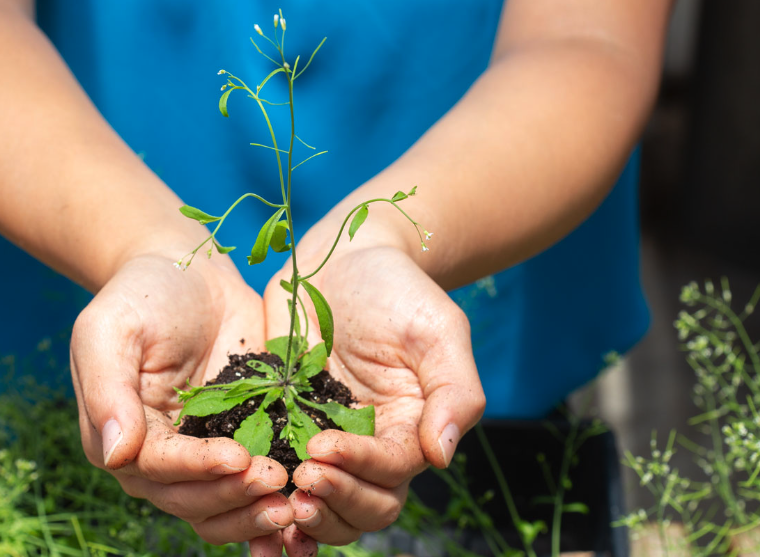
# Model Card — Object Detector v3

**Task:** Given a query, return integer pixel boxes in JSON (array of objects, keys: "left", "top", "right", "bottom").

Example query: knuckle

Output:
[{"left": 374, "top": 498, "right": 403, "bottom": 530}]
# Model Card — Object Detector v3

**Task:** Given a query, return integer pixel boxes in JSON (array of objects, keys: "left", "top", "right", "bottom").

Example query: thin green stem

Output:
[
  {"left": 299, "top": 198, "right": 424, "bottom": 281},
  {"left": 282, "top": 48, "right": 302, "bottom": 379},
  {"left": 475, "top": 424, "right": 537, "bottom": 557}
]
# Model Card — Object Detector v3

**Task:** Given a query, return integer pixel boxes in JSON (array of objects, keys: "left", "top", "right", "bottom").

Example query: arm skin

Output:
[
  {"left": 262, "top": 0, "right": 676, "bottom": 547},
  {"left": 0, "top": 2, "right": 307, "bottom": 555},
  {"left": 303, "top": 0, "right": 675, "bottom": 291}
]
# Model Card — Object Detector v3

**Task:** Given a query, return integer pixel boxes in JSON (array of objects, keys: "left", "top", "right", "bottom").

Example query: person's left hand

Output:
[{"left": 262, "top": 232, "right": 486, "bottom": 553}]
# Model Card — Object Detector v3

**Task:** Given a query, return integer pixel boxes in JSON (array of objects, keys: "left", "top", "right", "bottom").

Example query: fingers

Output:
[
  {"left": 249, "top": 531, "right": 283, "bottom": 557},
  {"left": 116, "top": 456, "right": 288, "bottom": 522},
  {"left": 413, "top": 305, "right": 486, "bottom": 469},
  {"left": 293, "top": 460, "right": 407, "bottom": 533},
  {"left": 192, "top": 492, "right": 293, "bottom": 544},
  {"left": 289, "top": 488, "right": 367, "bottom": 546},
  {"left": 306, "top": 426, "right": 426, "bottom": 489},
  {"left": 282, "top": 525, "right": 318, "bottom": 557},
  {"left": 71, "top": 300, "right": 148, "bottom": 470},
  {"left": 115, "top": 407, "right": 252, "bottom": 482}
]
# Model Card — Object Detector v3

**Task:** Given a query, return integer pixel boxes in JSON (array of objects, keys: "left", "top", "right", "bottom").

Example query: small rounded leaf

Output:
[{"left": 348, "top": 205, "right": 369, "bottom": 241}]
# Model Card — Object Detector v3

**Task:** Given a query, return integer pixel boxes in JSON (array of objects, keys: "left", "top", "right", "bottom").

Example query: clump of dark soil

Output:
[{"left": 178, "top": 352, "right": 355, "bottom": 495}]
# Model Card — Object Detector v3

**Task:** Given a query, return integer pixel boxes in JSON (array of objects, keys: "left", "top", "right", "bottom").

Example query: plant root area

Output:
[{"left": 178, "top": 352, "right": 355, "bottom": 495}]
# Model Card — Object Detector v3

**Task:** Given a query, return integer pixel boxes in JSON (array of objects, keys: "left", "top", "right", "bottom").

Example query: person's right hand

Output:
[{"left": 70, "top": 252, "right": 295, "bottom": 550}]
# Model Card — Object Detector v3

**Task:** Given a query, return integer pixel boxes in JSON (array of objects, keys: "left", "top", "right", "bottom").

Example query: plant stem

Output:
[
  {"left": 475, "top": 424, "right": 538, "bottom": 557},
  {"left": 282, "top": 51, "right": 302, "bottom": 380}
]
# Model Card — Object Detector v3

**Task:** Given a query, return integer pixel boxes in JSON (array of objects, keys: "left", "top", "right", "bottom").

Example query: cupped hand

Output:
[
  {"left": 70, "top": 253, "right": 294, "bottom": 550},
  {"left": 263, "top": 241, "right": 486, "bottom": 551}
]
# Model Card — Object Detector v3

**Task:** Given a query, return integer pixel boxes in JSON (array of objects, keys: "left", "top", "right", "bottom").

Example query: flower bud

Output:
[
  {"left": 254, "top": 24, "right": 263, "bottom": 35},
  {"left": 274, "top": 14, "right": 279, "bottom": 28},
  {"left": 280, "top": 18, "right": 286, "bottom": 31}
]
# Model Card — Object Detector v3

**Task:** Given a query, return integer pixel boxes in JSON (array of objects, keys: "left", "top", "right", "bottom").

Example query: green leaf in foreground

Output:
[
  {"left": 391, "top": 190, "right": 408, "bottom": 202},
  {"left": 297, "top": 342, "right": 327, "bottom": 379},
  {"left": 174, "top": 388, "right": 252, "bottom": 426},
  {"left": 248, "top": 207, "right": 286, "bottom": 265},
  {"left": 179, "top": 205, "right": 222, "bottom": 225},
  {"left": 266, "top": 335, "right": 300, "bottom": 365},
  {"left": 348, "top": 204, "right": 368, "bottom": 241},
  {"left": 301, "top": 398, "right": 375, "bottom": 436},
  {"left": 270, "top": 221, "right": 291, "bottom": 253},
  {"left": 301, "top": 279, "right": 334, "bottom": 356},
  {"left": 234, "top": 388, "right": 282, "bottom": 456},
  {"left": 219, "top": 87, "right": 234, "bottom": 117},
  {"left": 213, "top": 239, "right": 236, "bottom": 254},
  {"left": 246, "top": 359, "right": 279, "bottom": 379},
  {"left": 282, "top": 396, "right": 322, "bottom": 461}
]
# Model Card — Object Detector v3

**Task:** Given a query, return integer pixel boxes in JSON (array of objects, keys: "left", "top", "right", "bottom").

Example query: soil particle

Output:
[{"left": 178, "top": 351, "right": 356, "bottom": 495}]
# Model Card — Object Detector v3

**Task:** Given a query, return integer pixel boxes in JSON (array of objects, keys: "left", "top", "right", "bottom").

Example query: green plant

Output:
[
  {"left": 617, "top": 278, "right": 760, "bottom": 556},
  {"left": 0, "top": 355, "right": 245, "bottom": 556},
  {"left": 172, "top": 11, "right": 430, "bottom": 461}
]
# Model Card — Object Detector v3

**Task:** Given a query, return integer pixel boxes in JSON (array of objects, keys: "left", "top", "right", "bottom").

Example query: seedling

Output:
[{"left": 172, "top": 11, "right": 430, "bottom": 461}]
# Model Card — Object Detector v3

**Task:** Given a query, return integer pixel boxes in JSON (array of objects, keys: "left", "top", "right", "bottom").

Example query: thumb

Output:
[
  {"left": 70, "top": 303, "right": 147, "bottom": 470},
  {"left": 416, "top": 309, "right": 486, "bottom": 469}
]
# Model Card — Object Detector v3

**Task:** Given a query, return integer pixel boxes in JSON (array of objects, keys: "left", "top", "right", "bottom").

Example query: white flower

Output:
[
  {"left": 274, "top": 14, "right": 279, "bottom": 27},
  {"left": 254, "top": 24, "right": 263, "bottom": 35},
  {"left": 424, "top": 230, "right": 434, "bottom": 240},
  {"left": 283, "top": 62, "right": 290, "bottom": 70},
  {"left": 421, "top": 242, "right": 429, "bottom": 252},
  {"left": 280, "top": 18, "right": 286, "bottom": 31},
  {"left": 221, "top": 84, "right": 227, "bottom": 91},
  {"left": 217, "top": 69, "right": 226, "bottom": 75},
  {"left": 173, "top": 261, "right": 183, "bottom": 270}
]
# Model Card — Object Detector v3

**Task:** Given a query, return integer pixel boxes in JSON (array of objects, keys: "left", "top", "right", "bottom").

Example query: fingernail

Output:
[
  {"left": 102, "top": 419, "right": 123, "bottom": 468},
  {"left": 246, "top": 479, "right": 287, "bottom": 497},
  {"left": 210, "top": 463, "right": 247, "bottom": 475},
  {"left": 296, "top": 477, "right": 334, "bottom": 498},
  {"left": 437, "top": 423, "right": 460, "bottom": 468},
  {"left": 307, "top": 450, "right": 344, "bottom": 466},
  {"left": 255, "top": 510, "right": 286, "bottom": 531},
  {"left": 295, "top": 508, "right": 322, "bottom": 528}
]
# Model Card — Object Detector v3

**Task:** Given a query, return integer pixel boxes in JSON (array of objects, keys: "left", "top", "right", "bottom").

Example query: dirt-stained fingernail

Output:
[
  {"left": 294, "top": 508, "right": 322, "bottom": 529},
  {"left": 307, "top": 450, "right": 344, "bottom": 466},
  {"left": 255, "top": 511, "right": 286, "bottom": 531},
  {"left": 247, "top": 479, "right": 287, "bottom": 497},
  {"left": 296, "top": 477, "right": 334, "bottom": 498},
  {"left": 437, "top": 422, "right": 460, "bottom": 468},
  {"left": 210, "top": 463, "right": 247, "bottom": 475},
  {"left": 102, "top": 419, "right": 123, "bottom": 468}
]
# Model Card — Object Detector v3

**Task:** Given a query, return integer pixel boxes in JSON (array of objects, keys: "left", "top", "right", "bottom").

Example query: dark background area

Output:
[{"left": 580, "top": 0, "right": 760, "bottom": 511}]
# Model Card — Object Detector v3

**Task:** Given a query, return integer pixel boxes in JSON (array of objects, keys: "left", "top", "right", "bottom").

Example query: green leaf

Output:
[
  {"left": 348, "top": 205, "right": 368, "bottom": 241},
  {"left": 270, "top": 221, "right": 291, "bottom": 253},
  {"left": 297, "top": 343, "right": 327, "bottom": 379},
  {"left": 233, "top": 388, "right": 282, "bottom": 456},
  {"left": 280, "top": 279, "right": 293, "bottom": 293},
  {"left": 266, "top": 336, "right": 300, "bottom": 364},
  {"left": 562, "top": 502, "right": 590, "bottom": 515},
  {"left": 246, "top": 359, "right": 279, "bottom": 379},
  {"left": 213, "top": 239, "right": 236, "bottom": 254},
  {"left": 301, "top": 280, "right": 334, "bottom": 356},
  {"left": 408, "top": 185, "right": 418, "bottom": 196},
  {"left": 391, "top": 191, "right": 408, "bottom": 202},
  {"left": 223, "top": 377, "right": 276, "bottom": 400},
  {"left": 516, "top": 520, "right": 547, "bottom": 545},
  {"left": 219, "top": 87, "right": 234, "bottom": 117},
  {"left": 283, "top": 398, "right": 321, "bottom": 461},
  {"left": 174, "top": 389, "right": 248, "bottom": 426},
  {"left": 317, "top": 401, "right": 374, "bottom": 436},
  {"left": 179, "top": 205, "right": 222, "bottom": 225},
  {"left": 248, "top": 207, "right": 286, "bottom": 265}
]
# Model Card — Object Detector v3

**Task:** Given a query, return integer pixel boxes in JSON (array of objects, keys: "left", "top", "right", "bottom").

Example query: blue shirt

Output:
[{"left": 2, "top": 0, "right": 649, "bottom": 417}]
